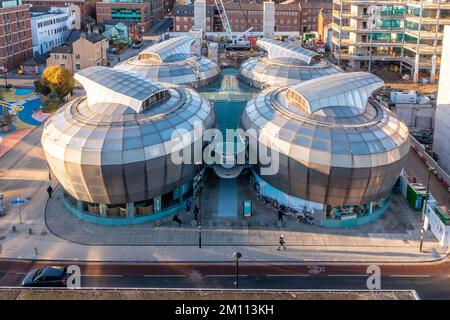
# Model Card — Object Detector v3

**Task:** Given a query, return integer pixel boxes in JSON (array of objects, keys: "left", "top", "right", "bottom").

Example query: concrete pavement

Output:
[{"left": 0, "top": 124, "right": 448, "bottom": 263}]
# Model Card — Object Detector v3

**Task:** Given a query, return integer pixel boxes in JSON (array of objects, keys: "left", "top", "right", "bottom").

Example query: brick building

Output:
[
  {"left": 173, "top": 0, "right": 301, "bottom": 33},
  {"left": 96, "top": 0, "right": 164, "bottom": 34},
  {"left": 173, "top": 3, "right": 214, "bottom": 32},
  {"left": 0, "top": 0, "right": 33, "bottom": 71},
  {"left": 23, "top": 0, "right": 96, "bottom": 18},
  {"left": 46, "top": 29, "right": 108, "bottom": 73},
  {"left": 299, "top": 0, "right": 332, "bottom": 33}
]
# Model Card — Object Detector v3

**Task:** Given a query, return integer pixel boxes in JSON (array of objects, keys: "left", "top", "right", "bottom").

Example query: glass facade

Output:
[
  {"left": 42, "top": 67, "right": 215, "bottom": 209},
  {"left": 115, "top": 36, "right": 220, "bottom": 87},
  {"left": 240, "top": 72, "right": 410, "bottom": 207},
  {"left": 111, "top": 8, "right": 142, "bottom": 21},
  {"left": 239, "top": 38, "right": 342, "bottom": 89}
]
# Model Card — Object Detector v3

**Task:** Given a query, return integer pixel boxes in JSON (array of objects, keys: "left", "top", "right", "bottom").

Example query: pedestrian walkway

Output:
[
  {"left": 0, "top": 123, "right": 449, "bottom": 264},
  {"left": 218, "top": 178, "right": 238, "bottom": 217}
]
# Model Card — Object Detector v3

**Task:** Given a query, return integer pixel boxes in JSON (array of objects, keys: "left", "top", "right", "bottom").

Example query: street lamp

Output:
[
  {"left": 233, "top": 251, "right": 242, "bottom": 289},
  {"left": 197, "top": 172, "right": 202, "bottom": 249},
  {"left": 420, "top": 166, "right": 434, "bottom": 253}
]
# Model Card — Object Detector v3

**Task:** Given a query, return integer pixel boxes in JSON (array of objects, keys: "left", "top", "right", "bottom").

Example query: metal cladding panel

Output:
[
  {"left": 42, "top": 67, "right": 215, "bottom": 205},
  {"left": 114, "top": 45, "right": 220, "bottom": 88},
  {"left": 239, "top": 56, "right": 342, "bottom": 89},
  {"left": 241, "top": 72, "right": 410, "bottom": 206}
]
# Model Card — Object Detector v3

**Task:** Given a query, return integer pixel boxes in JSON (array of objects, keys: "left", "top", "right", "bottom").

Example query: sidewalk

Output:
[
  {"left": 0, "top": 183, "right": 446, "bottom": 264},
  {"left": 0, "top": 123, "right": 448, "bottom": 264}
]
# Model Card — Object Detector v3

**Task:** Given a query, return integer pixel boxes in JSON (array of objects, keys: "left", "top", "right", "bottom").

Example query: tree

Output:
[{"left": 40, "top": 65, "right": 75, "bottom": 98}]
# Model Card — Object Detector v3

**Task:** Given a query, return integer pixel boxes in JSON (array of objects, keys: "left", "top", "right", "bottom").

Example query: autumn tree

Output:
[{"left": 38, "top": 65, "right": 75, "bottom": 98}]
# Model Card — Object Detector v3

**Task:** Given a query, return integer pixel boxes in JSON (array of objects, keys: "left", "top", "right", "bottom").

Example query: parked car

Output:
[
  {"left": 22, "top": 266, "right": 68, "bottom": 287},
  {"left": 132, "top": 41, "right": 143, "bottom": 49}
]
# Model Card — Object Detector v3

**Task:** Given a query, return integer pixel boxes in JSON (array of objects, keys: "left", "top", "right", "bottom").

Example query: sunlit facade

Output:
[
  {"left": 241, "top": 72, "right": 410, "bottom": 227},
  {"left": 41, "top": 66, "right": 215, "bottom": 225},
  {"left": 114, "top": 36, "right": 220, "bottom": 88},
  {"left": 239, "top": 38, "right": 341, "bottom": 89}
]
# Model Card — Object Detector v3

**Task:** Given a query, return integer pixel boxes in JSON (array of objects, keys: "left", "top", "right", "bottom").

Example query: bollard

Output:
[
  {"left": 12, "top": 226, "right": 16, "bottom": 233},
  {"left": 28, "top": 228, "right": 32, "bottom": 236},
  {"left": 34, "top": 247, "right": 38, "bottom": 256}
]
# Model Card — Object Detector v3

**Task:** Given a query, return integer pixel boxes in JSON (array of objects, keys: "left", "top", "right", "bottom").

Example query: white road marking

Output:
[
  {"left": 266, "top": 274, "right": 310, "bottom": 277},
  {"left": 144, "top": 274, "right": 186, "bottom": 277},
  {"left": 327, "top": 274, "right": 367, "bottom": 277},
  {"left": 204, "top": 275, "right": 248, "bottom": 277},
  {"left": 389, "top": 275, "right": 431, "bottom": 278},
  {"left": 83, "top": 274, "right": 123, "bottom": 278}
]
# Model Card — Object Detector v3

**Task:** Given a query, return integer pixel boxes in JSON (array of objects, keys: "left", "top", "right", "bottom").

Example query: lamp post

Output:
[
  {"left": 197, "top": 172, "right": 202, "bottom": 249},
  {"left": 420, "top": 166, "right": 434, "bottom": 253},
  {"left": 233, "top": 251, "right": 242, "bottom": 289}
]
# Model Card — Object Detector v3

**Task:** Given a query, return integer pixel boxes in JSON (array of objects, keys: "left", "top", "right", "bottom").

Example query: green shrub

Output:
[{"left": 43, "top": 99, "right": 62, "bottom": 113}]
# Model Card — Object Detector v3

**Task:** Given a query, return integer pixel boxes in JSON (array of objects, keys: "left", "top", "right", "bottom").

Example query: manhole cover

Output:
[
  {"left": 26, "top": 197, "right": 32, "bottom": 200},
  {"left": 0, "top": 236, "right": 6, "bottom": 241},
  {"left": 40, "top": 231, "right": 48, "bottom": 236}
]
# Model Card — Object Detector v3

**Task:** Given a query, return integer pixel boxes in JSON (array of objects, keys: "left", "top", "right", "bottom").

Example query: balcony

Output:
[
  {"left": 404, "top": 43, "right": 442, "bottom": 54},
  {"left": 406, "top": 15, "right": 450, "bottom": 25},
  {"left": 405, "top": 29, "right": 444, "bottom": 40}
]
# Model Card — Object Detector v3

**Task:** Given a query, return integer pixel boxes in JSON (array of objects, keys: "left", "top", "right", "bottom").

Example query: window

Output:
[
  {"left": 60, "top": 64, "right": 65, "bottom": 68},
  {"left": 75, "top": 63, "right": 80, "bottom": 70},
  {"left": 75, "top": 53, "right": 80, "bottom": 59}
]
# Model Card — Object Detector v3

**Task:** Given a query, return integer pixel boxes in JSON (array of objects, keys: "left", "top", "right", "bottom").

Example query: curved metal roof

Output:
[
  {"left": 75, "top": 67, "right": 168, "bottom": 114},
  {"left": 257, "top": 38, "right": 319, "bottom": 64},
  {"left": 287, "top": 72, "right": 384, "bottom": 114},
  {"left": 138, "top": 36, "right": 195, "bottom": 63}
]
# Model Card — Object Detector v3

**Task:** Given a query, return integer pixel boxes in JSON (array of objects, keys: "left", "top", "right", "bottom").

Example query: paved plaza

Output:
[{"left": 0, "top": 124, "right": 448, "bottom": 263}]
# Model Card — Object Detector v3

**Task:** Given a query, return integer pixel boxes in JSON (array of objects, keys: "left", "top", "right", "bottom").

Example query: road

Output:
[
  {"left": 404, "top": 149, "right": 450, "bottom": 207},
  {"left": 0, "top": 259, "right": 450, "bottom": 299}
]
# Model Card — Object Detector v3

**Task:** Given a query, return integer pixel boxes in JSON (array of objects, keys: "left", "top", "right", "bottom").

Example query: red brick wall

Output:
[
  {"left": 96, "top": 2, "right": 150, "bottom": 33},
  {"left": 23, "top": 0, "right": 95, "bottom": 18},
  {"left": 0, "top": 5, "right": 33, "bottom": 70}
]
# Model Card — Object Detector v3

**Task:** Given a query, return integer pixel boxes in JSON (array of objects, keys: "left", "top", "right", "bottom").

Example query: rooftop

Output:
[
  {"left": 138, "top": 36, "right": 194, "bottom": 63},
  {"left": 287, "top": 72, "right": 385, "bottom": 114},
  {"left": 257, "top": 38, "right": 320, "bottom": 64},
  {"left": 74, "top": 67, "right": 169, "bottom": 114}
]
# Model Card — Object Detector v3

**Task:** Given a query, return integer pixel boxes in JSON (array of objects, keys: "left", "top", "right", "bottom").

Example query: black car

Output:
[{"left": 21, "top": 266, "right": 68, "bottom": 287}]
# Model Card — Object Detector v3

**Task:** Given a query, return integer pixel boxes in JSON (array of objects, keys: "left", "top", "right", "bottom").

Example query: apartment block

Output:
[
  {"left": 331, "top": 0, "right": 450, "bottom": 83},
  {"left": 0, "top": 0, "right": 33, "bottom": 71}
]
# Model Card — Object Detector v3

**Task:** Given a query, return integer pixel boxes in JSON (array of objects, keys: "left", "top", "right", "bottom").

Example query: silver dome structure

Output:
[
  {"left": 42, "top": 66, "right": 215, "bottom": 224},
  {"left": 239, "top": 38, "right": 341, "bottom": 89},
  {"left": 241, "top": 72, "right": 410, "bottom": 221},
  {"left": 114, "top": 36, "right": 220, "bottom": 88}
]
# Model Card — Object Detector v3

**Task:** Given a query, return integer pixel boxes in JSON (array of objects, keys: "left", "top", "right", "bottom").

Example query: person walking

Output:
[
  {"left": 186, "top": 199, "right": 192, "bottom": 214},
  {"left": 193, "top": 205, "right": 199, "bottom": 221},
  {"left": 277, "top": 235, "right": 286, "bottom": 251},
  {"left": 172, "top": 214, "right": 182, "bottom": 226},
  {"left": 278, "top": 209, "right": 284, "bottom": 222},
  {"left": 47, "top": 185, "right": 53, "bottom": 199}
]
